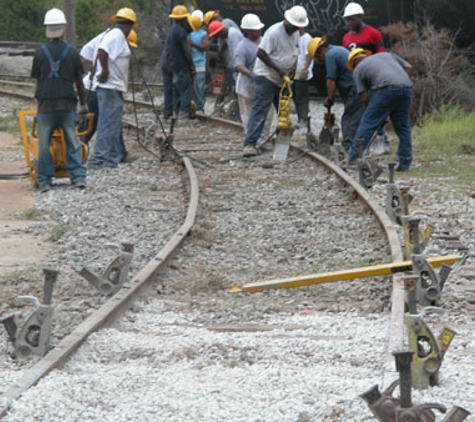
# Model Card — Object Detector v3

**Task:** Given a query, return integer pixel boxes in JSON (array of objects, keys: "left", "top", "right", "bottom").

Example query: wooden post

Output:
[{"left": 63, "top": 0, "right": 76, "bottom": 48}]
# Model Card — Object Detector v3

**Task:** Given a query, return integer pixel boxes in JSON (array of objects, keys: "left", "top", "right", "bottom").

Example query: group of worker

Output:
[
  {"left": 162, "top": 2, "right": 413, "bottom": 171},
  {"left": 31, "top": 2, "right": 414, "bottom": 193}
]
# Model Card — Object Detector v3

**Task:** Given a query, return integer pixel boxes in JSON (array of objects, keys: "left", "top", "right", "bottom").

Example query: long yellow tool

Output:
[
  {"left": 226, "top": 254, "right": 463, "bottom": 293},
  {"left": 273, "top": 75, "right": 293, "bottom": 161}
]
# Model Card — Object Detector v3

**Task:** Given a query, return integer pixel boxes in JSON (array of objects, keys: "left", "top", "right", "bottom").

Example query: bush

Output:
[{"left": 380, "top": 21, "right": 475, "bottom": 124}]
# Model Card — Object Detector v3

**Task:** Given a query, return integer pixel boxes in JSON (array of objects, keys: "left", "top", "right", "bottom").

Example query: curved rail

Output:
[{"left": 0, "top": 156, "right": 199, "bottom": 417}]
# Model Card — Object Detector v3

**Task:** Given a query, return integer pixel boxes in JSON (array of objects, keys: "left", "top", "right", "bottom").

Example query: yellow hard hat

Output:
[
  {"left": 204, "top": 10, "right": 219, "bottom": 26},
  {"left": 169, "top": 5, "right": 189, "bottom": 19},
  {"left": 112, "top": 7, "right": 138, "bottom": 27},
  {"left": 187, "top": 15, "right": 203, "bottom": 32},
  {"left": 307, "top": 36, "right": 327, "bottom": 57},
  {"left": 127, "top": 30, "right": 138, "bottom": 48},
  {"left": 347, "top": 48, "right": 371, "bottom": 71}
]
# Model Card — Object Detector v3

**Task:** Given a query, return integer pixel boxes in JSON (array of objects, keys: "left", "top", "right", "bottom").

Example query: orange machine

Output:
[{"left": 19, "top": 110, "right": 93, "bottom": 186}]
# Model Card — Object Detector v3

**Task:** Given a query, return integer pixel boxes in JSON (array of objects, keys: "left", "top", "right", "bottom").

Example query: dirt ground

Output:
[{"left": 0, "top": 131, "right": 50, "bottom": 277}]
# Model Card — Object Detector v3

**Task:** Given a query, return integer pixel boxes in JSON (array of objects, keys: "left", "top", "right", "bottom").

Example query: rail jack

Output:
[
  {"left": 361, "top": 350, "right": 471, "bottom": 421},
  {"left": 1, "top": 268, "right": 57, "bottom": 359},
  {"left": 385, "top": 163, "right": 413, "bottom": 225},
  {"left": 79, "top": 243, "right": 134, "bottom": 296}
]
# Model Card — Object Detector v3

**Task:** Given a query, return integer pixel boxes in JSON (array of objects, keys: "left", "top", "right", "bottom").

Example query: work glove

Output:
[
  {"left": 282, "top": 75, "right": 292, "bottom": 85},
  {"left": 78, "top": 104, "right": 88, "bottom": 118},
  {"left": 323, "top": 97, "right": 334, "bottom": 109}
]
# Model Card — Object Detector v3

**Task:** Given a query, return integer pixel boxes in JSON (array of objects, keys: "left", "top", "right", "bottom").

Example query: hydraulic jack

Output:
[
  {"left": 385, "top": 163, "right": 413, "bottom": 225},
  {"left": 79, "top": 243, "right": 134, "bottom": 296},
  {"left": 1, "top": 268, "right": 57, "bottom": 359},
  {"left": 405, "top": 307, "right": 456, "bottom": 389}
]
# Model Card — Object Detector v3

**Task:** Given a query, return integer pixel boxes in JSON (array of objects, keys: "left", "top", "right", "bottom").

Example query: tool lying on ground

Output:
[
  {"left": 79, "top": 243, "right": 134, "bottom": 296},
  {"left": 273, "top": 75, "right": 293, "bottom": 161},
  {"left": 1, "top": 268, "right": 57, "bottom": 359},
  {"left": 361, "top": 350, "right": 471, "bottom": 421},
  {"left": 19, "top": 110, "right": 93, "bottom": 187},
  {"left": 226, "top": 254, "right": 463, "bottom": 293}
]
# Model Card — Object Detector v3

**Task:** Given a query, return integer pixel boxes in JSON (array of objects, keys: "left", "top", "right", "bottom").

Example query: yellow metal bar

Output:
[
  {"left": 227, "top": 254, "right": 463, "bottom": 293},
  {"left": 18, "top": 110, "right": 37, "bottom": 169}
]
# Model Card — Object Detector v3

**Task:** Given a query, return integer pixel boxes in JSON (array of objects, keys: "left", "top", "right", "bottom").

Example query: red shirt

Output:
[{"left": 342, "top": 25, "right": 385, "bottom": 54}]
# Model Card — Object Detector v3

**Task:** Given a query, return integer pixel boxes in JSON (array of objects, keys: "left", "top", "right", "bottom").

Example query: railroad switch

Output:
[
  {"left": 403, "top": 217, "right": 435, "bottom": 259},
  {"left": 79, "top": 243, "right": 134, "bottom": 296},
  {"left": 386, "top": 163, "right": 413, "bottom": 225},
  {"left": 412, "top": 253, "right": 452, "bottom": 306},
  {"left": 1, "top": 268, "right": 57, "bottom": 359},
  {"left": 405, "top": 307, "right": 456, "bottom": 389}
]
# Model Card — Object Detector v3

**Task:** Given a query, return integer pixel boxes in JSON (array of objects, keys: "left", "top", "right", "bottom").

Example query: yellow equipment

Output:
[
  {"left": 19, "top": 110, "right": 93, "bottom": 186},
  {"left": 273, "top": 75, "right": 293, "bottom": 160}
]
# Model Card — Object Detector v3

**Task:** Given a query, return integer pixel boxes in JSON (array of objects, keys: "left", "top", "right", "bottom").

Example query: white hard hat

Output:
[
  {"left": 284, "top": 5, "right": 309, "bottom": 28},
  {"left": 44, "top": 8, "right": 67, "bottom": 25},
  {"left": 343, "top": 2, "right": 365, "bottom": 18},
  {"left": 192, "top": 10, "right": 204, "bottom": 22},
  {"left": 240, "top": 13, "right": 264, "bottom": 30}
]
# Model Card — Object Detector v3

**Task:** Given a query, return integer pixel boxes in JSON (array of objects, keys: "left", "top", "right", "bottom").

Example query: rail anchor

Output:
[
  {"left": 1, "top": 268, "right": 57, "bottom": 359},
  {"left": 79, "top": 243, "right": 134, "bottom": 296}
]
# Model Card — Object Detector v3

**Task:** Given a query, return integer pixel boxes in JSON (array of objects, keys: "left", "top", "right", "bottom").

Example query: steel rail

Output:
[{"left": 0, "top": 151, "right": 199, "bottom": 418}]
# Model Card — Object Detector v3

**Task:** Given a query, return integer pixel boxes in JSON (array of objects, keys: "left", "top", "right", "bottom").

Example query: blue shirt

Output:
[
  {"left": 325, "top": 45, "right": 355, "bottom": 95},
  {"left": 189, "top": 29, "right": 207, "bottom": 69},
  {"left": 166, "top": 24, "right": 189, "bottom": 72}
]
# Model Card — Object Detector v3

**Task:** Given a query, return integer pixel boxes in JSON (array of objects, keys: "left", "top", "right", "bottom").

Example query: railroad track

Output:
[{"left": 0, "top": 86, "right": 474, "bottom": 420}]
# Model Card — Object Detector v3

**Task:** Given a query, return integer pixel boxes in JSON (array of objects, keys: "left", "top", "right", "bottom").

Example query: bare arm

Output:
[
  {"left": 189, "top": 34, "right": 210, "bottom": 51},
  {"left": 359, "top": 91, "right": 370, "bottom": 106},
  {"left": 236, "top": 64, "right": 252, "bottom": 78},
  {"left": 75, "top": 75, "right": 86, "bottom": 106},
  {"left": 257, "top": 48, "right": 285, "bottom": 77},
  {"left": 326, "top": 79, "right": 336, "bottom": 102},
  {"left": 403, "top": 61, "right": 413, "bottom": 77},
  {"left": 96, "top": 49, "right": 109, "bottom": 83}
]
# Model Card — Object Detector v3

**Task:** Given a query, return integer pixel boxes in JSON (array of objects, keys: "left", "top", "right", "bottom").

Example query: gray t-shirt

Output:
[
  {"left": 235, "top": 37, "right": 260, "bottom": 98},
  {"left": 224, "top": 27, "right": 243, "bottom": 68},
  {"left": 254, "top": 21, "right": 299, "bottom": 87},
  {"left": 353, "top": 52, "right": 412, "bottom": 93}
]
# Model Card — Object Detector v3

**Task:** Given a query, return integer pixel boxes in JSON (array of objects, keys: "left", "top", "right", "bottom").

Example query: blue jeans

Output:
[
  {"left": 193, "top": 70, "right": 206, "bottom": 111},
  {"left": 340, "top": 85, "right": 364, "bottom": 149},
  {"left": 161, "top": 66, "right": 173, "bottom": 119},
  {"left": 244, "top": 76, "right": 280, "bottom": 147},
  {"left": 88, "top": 88, "right": 123, "bottom": 168},
  {"left": 172, "top": 69, "right": 192, "bottom": 114},
  {"left": 351, "top": 85, "right": 413, "bottom": 164},
  {"left": 292, "top": 80, "right": 309, "bottom": 123},
  {"left": 36, "top": 110, "right": 86, "bottom": 188}
]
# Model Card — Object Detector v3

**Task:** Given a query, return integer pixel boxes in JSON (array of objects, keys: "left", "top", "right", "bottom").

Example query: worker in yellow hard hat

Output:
[{"left": 307, "top": 35, "right": 365, "bottom": 154}]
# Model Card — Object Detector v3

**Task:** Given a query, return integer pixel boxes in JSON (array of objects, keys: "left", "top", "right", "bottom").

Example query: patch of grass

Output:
[
  {"left": 48, "top": 225, "right": 67, "bottom": 242},
  {"left": 0, "top": 112, "right": 21, "bottom": 134},
  {"left": 20, "top": 207, "right": 43, "bottom": 220},
  {"left": 0, "top": 268, "right": 35, "bottom": 284},
  {"left": 411, "top": 106, "right": 475, "bottom": 191}
]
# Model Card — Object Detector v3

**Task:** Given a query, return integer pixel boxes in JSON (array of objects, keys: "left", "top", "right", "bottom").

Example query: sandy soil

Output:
[{"left": 0, "top": 131, "right": 50, "bottom": 277}]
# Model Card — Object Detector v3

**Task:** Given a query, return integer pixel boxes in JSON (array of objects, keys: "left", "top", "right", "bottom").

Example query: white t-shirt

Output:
[
  {"left": 253, "top": 21, "right": 299, "bottom": 87},
  {"left": 80, "top": 30, "right": 110, "bottom": 91},
  {"left": 295, "top": 32, "right": 313, "bottom": 81},
  {"left": 94, "top": 27, "right": 131, "bottom": 92}
]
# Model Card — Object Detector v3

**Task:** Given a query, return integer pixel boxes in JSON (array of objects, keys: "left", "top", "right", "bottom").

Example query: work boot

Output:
[{"left": 243, "top": 145, "right": 258, "bottom": 157}]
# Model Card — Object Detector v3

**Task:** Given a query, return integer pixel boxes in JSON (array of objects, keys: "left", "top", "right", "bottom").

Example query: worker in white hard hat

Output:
[
  {"left": 234, "top": 13, "right": 273, "bottom": 147},
  {"left": 242, "top": 5, "right": 309, "bottom": 157},
  {"left": 31, "top": 8, "right": 87, "bottom": 192},
  {"left": 342, "top": 2, "right": 385, "bottom": 54}
]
